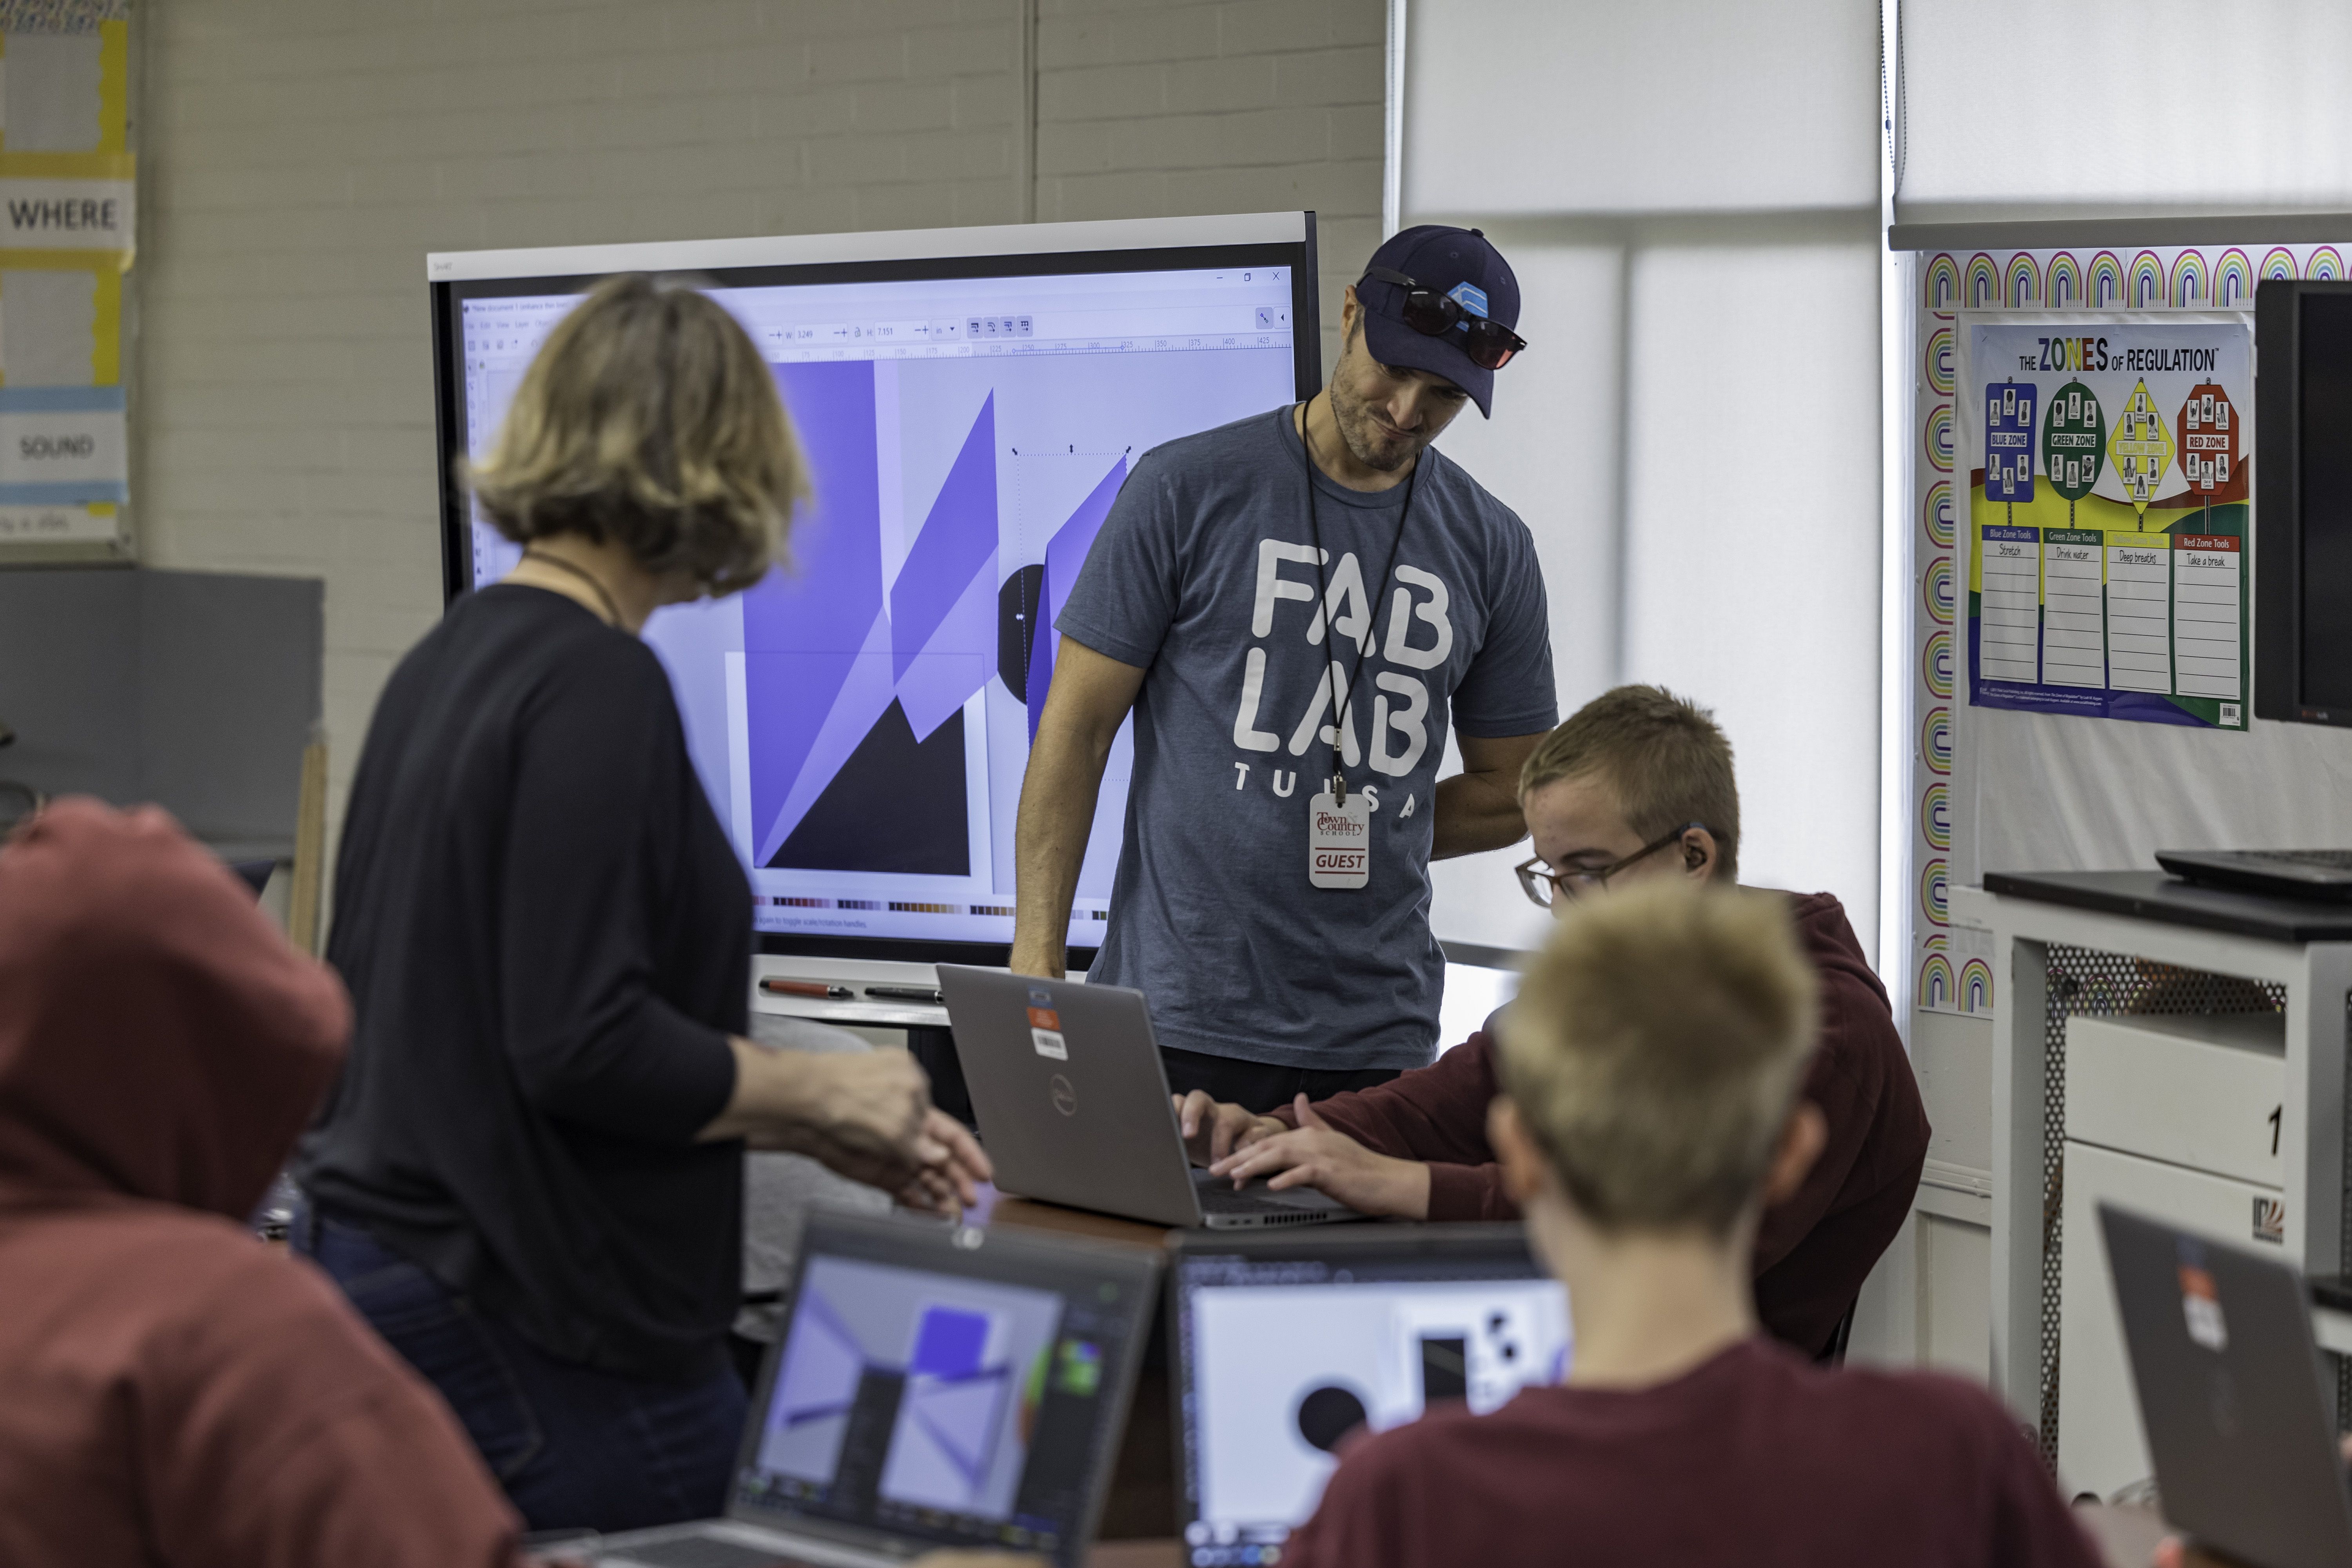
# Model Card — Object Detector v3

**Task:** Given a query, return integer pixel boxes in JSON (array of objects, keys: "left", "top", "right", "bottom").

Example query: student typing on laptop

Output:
[
  {"left": 1280, "top": 881, "right": 2098, "bottom": 1568},
  {"left": 1175, "top": 686, "right": 1929, "bottom": 1356}
]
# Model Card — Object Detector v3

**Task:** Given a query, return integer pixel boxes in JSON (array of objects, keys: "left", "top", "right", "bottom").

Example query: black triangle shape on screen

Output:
[{"left": 768, "top": 699, "right": 970, "bottom": 876}]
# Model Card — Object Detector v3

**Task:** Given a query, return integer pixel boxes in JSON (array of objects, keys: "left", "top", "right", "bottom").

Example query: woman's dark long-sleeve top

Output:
[{"left": 297, "top": 585, "right": 751, "bottom": 1379}]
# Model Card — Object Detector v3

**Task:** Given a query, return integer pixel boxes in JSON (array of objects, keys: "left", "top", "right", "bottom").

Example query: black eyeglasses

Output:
[
  {"left": 1515, "top": 822, "right": 1714, "bottom": 908},
  {"left": 1362, "top": 266, "right": 1528, "bottom": 370}
]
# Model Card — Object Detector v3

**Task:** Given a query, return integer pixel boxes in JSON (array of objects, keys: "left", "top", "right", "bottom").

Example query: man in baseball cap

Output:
[
  {"left": 1354, "top": 223, "right": 1524, "bottom": 419},
  {"left": 1011, "top": 226, "right": 1559, "bottom": 1115}
]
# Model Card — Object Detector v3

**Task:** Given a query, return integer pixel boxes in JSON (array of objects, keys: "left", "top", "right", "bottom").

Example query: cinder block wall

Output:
[{"left": 138, "top": 0, "right": 1382, "bottom": 893}]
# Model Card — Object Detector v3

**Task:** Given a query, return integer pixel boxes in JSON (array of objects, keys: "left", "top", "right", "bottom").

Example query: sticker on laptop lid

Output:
[
  {"left": 1032, "top": 1028, "right": 1068, "bottom": 1060},
  {"left": 2179, "top": 1263, "right": 2228, "bottom": 1352}
]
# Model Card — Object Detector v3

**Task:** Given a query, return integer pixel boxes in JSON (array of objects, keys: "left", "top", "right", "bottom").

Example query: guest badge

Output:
[{"left": 1308, "top": 781, "right": 1370, "bottom": 889}]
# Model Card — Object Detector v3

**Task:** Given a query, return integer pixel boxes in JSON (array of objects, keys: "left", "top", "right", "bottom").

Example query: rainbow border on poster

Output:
[
  {"left": 1920, "top": 706, "right": 1952, "bottom": 774},
  {"left": 2005, "top": 253, "right": 2039, "bottom": 307},
  {"left": 1924, "top": 253, "right": 1960, "bottom": 310},
  {"left": 1926, "top": 405, "right": 1953, "bottom": 472},
  {"left": 2262, "top": 247, "right": 2299, "bottom": 281},
  {"left": 1920, "top": 858, "right": 1950, "bottom": 927},
  {"left": 2088, "top": 250, "right": 2125, "bottom": 308},
  {"left": 2214, "top": 248, "right": 2254, "bottom": 307},
  {"left": 1965, "top": 253, "right": 2000, "bottom": 309},
  {"left": 1960, "top": 958, "right": 1993, "bottom": 1013},
  {"left": 2130, "top": 250, "right": 2165, "bottom": 307},
  {"left": 1923, "top": 558, "right": 1954, "bottom": 625},
  {"left": 1919, "top": 953, "right": 1955, "bottom": 1011},
  {"left": 1923, "top": 478, "right": 1953, "bottom": 550},
  {"left": 2313, "top": 247, "right": 2346, "bottom": 281},
  {"left": 2044, "top": 251, "right": 2082, "bottom": 309},
  {"left": 2170, "top": 249, "right": 2210, "bottom": 306},
  {"left": 1921, "top": 781, "right": 1951, "bottom": 849},
  {"left": 1925, "top": 325, "right": 1955, "bottom": 396},
  {"left": 1923, "top": 628, "right": 1953, "bottom": 698}
]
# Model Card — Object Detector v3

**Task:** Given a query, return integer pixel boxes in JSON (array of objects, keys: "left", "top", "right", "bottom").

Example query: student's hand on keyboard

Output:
[
  {"left": 1209, "top": 1095, "right": 1434, "bottom": 1220},
  {"left": 1172, "top": 1091, "right": 1285, "bottom": 1165}
]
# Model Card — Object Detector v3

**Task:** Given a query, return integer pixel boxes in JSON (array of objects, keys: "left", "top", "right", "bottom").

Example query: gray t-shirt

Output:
[{"left": 1056, "top": 407, "right": 1556, "bottom": 1070}]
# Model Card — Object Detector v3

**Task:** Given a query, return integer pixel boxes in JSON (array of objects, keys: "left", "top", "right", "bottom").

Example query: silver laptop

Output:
[
  {"left": 1167, "top": 1224, "right": 1571, "bottom": 1566},
  {"left": 2102, "top": 1202, "right": 2352, "bottom": 1568},
  {"left": 935, "top": 966, "right": 1363, "bottom": 1229},
  {"left": 574, "top": 1209, "right": 1157, "bottom": 1568}
]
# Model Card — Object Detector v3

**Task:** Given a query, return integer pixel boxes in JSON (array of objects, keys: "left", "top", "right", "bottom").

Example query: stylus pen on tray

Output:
[
  {"left": 758, "top": 978, "right": 853, "bottom": 1000},
  {"left": 864, "top": 984, "right": 946, "bottom": 1004}
]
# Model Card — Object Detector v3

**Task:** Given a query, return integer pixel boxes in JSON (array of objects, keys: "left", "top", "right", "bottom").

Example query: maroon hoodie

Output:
[
  {"left": 0, "top": 799, "right": 524, "bottom": 1568},
  {"left": 1275, "top": 890, "right": 1930, "bottom": 1356}
]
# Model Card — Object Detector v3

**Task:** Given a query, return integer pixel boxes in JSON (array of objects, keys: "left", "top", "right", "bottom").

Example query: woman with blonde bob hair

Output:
[{"left": 293, "top": 275, "right": 989, "bottom": 1534}]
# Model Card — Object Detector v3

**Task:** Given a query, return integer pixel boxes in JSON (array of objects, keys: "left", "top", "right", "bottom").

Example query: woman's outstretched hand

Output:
[{"left": 703, "top": 1042, "right": 989, "bottom": 1212}]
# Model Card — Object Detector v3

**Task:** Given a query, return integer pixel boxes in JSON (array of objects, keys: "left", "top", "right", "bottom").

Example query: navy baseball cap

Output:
[{"left": 1354, "top": 225, "right": 1521, "bottom": 418}]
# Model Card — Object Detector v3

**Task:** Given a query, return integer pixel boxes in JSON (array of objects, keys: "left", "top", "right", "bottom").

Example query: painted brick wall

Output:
[{"left": 136, "top": 0, "right": 1381, "bottom": 891}]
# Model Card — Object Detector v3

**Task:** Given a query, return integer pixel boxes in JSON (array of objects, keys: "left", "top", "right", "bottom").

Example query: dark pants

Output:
[
  {"left": 294, "top": 1205, "right": 745, "bottom": 1534},
  {"left": 1160, "top": 1045, "right": 1402, "bottom": 1115}
]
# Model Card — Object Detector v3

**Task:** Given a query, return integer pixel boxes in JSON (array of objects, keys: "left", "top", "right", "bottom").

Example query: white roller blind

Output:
[
  {"left": 1427, "top": 245, "right": 1624, "bottom": 712},
  {"left": 1403, "top": 0, "right": 1880, "bottom": 216},
  {"left": 1902, "top": 0, "right": 2352, "bottom": 210},
  {"left": 1620, "top": 244, "right": 1883, "bottom": 937},
  {"left": 1403, "top": 1, "right": 1889, "bottom": 963}
]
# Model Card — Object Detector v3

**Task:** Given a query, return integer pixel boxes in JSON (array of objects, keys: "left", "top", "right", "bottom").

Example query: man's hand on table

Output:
[
  {"left": 1172, "top": 1091, "right": 1286, "bottom": 1165},
  {"left": 1207, "top": 1095, "right": 1433, "bottom": 1220}
]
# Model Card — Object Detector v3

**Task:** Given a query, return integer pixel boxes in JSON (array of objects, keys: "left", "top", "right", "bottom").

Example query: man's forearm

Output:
[
  {"left": 1010, "top": 730, "right": 1110, "bottom": 977},
  {"left": 1431, "top": 770, "right": 1527, "bottom": 858}
]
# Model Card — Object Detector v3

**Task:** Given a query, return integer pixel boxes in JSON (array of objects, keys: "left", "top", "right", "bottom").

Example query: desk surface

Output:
[
  {"left": 1084, "top": 1510, "right": 2174, "bottom": 1567},
  {"left": 983, "top": 1194, "right": 1175, "bottom": 1250},
  {"left": 1984, "top": 869, "right": 2352, "bottom": 942}
]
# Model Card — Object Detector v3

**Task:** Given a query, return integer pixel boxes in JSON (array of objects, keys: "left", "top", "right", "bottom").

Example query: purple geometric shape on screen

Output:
[
  {"left": 897, "top": 549, "right": 997, "bottom": 743},
  {"left": 911, "top": 1306, "right": 990, "bottom": 1380},
  {"left": 741, "top": 360, "right": 881, "bottom": 849},
  {"left": 1028, "top": 455, "right": 1128, "bottom": 742},
  {"left": 892, "top": 393, "right": 998, "bottom": 682},
  {"left": 751, "top": 605, "right": 896, "bottom": 866}
]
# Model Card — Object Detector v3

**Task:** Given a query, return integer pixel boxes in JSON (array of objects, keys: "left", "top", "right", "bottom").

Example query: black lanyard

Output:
[{"left": 1295, "top": 397, "right": 1417, "bottom": 802}]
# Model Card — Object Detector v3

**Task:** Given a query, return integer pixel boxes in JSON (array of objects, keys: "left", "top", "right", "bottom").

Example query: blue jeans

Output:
[{"left": 294, "top": 1205, "right": 746, "bottom": 1534}]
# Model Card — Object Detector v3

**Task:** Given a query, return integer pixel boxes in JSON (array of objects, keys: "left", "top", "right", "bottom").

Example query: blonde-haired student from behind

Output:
[{"left": 1280, "top": 884, "right": 2100, "bottom": 1568}]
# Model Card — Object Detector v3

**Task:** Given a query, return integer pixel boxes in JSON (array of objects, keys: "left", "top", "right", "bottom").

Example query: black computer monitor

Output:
[
  {"left": 428, "top": 215, "right": 1321, "bottom": 981},
  {"left": 2256, "top": 278, "right": 2352, "bottom": 724}
]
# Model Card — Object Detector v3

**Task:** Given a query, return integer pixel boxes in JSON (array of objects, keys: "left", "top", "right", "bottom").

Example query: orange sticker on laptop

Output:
[
  {"left": 1028, "top": 1007, "right": 1061, "bottom": 1030},
  {"left": 2179, "top": 1264, "right": 2228, "bottom": 1352}
]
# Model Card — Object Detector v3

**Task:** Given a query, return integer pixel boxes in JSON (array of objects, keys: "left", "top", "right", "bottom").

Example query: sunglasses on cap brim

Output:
[{"left": 1361, "top": 266, "right": 1528, "bottom": 371}]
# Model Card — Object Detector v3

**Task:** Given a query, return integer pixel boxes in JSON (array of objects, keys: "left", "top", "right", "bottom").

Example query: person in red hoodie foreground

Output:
[
  {"left": 1281, "top": 881, "right": 2097, "bottom": 1568},
  {"left": 0, "top": 798, "right": 528, "bottom": 1568},
  {"left": 1178, "top": 685, "right": 1929, "bottom": 1357},
  {"left": 0, "top": 800, "right": 1047, "bottom": 1568}
]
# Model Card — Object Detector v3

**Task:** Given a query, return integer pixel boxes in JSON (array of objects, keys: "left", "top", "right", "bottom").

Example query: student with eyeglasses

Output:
[
  {"left": 1012, "top": 227, "right": 1557, "bottom": 1113},
  {"left": 1173, "top": 685, "right": 1929, "bottom": 1359}
]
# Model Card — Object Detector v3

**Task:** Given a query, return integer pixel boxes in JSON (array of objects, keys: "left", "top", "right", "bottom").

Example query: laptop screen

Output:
[
  {"left": 1169, "top": 1227, "right": 1571, "bottom": 1567},
  {"left": 735, "top": 1212, "right": 1155, "bottom": 1565}
]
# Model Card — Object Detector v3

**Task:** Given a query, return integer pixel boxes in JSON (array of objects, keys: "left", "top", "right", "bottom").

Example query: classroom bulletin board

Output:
[
  {"left": 0, "top": 0, "right": 134, "bottom": 558},
  {"left": 1910, "top": 245, "right": 2345, "bottom": 1020}
]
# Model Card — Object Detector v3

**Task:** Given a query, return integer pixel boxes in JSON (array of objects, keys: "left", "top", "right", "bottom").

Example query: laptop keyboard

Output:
[
  {"left": 595, "top": 1535, "right": 821, "bottom": 1568},
  {"left": 1194, "top": 1175, "right": 1336, "bottom": 1220},
  {"left": 2243, "top": 849, "right": 2352, "bottom": 869}
]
